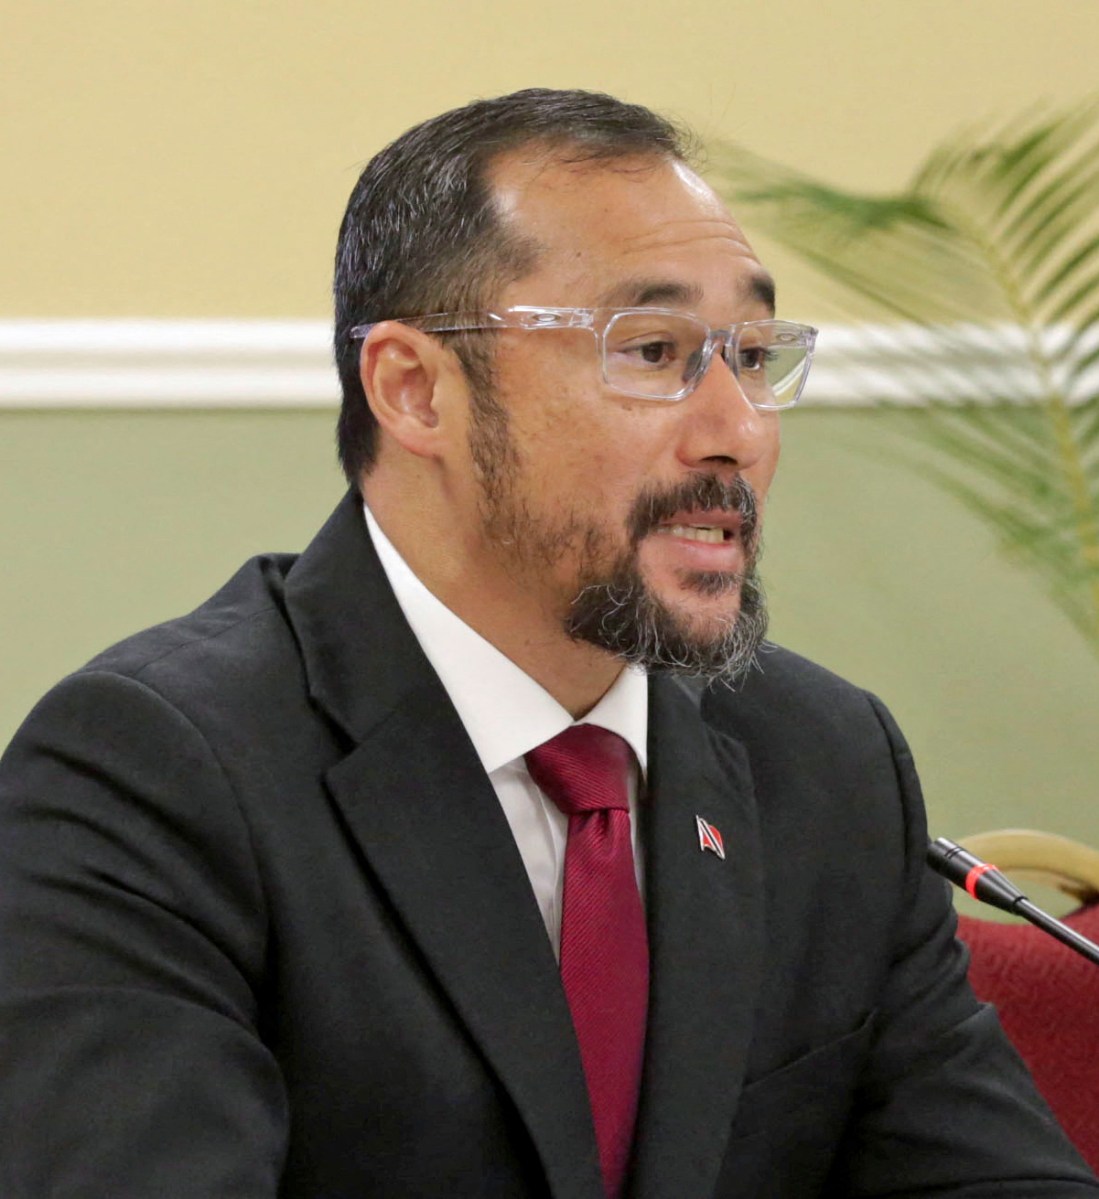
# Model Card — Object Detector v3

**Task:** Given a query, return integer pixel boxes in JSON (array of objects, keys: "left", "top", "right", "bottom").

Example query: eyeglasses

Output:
[{"left": 349, "top": 306, "right": 818, "bottom": 410}]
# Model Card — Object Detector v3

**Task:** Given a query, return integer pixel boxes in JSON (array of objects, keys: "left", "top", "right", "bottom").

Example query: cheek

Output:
[
  {"left": 527, "top": 448, "right": 631, "bottom": 526},
  {"left": 571, "top": 436, "right": 661, "bottom": 519},
  {"left": 522, "top": 409, "right": 655, "bottom": 507},
  {"left": 500, "top": 351, "right": 682, "bottom": 516},
  {"left": 745, "top": 424, "right": 782, "bottom": 505}
]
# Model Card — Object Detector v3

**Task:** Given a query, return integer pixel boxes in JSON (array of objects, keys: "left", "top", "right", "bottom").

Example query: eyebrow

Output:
[
  {"left": 749, "top": 272, "right": 777, "bottom": 314},
  {"left": 596, "top": 272, "right": 777, "bottom": 315},
  {"left": 597, "top": 279, "right": 703, "bottom": 308}
]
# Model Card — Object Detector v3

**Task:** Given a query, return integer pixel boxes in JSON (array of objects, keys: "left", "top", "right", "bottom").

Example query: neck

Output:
[{"left": 363, "top": 478, "right": 625, "bottom": 719}]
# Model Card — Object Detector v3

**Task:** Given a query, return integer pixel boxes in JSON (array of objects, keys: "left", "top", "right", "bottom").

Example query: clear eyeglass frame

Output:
[{"left": 348, "top": 305, "right": 818, "bottom": 410}]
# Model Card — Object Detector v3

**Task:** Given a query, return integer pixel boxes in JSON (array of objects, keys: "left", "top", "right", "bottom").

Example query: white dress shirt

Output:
[{"left": 363, "top": 505, "right": 649, "bottom": 956}]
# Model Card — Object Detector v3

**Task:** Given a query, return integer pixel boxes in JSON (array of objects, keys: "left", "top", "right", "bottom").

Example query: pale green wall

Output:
[{"left": 4, "top": 407, "right": 1097, "bottom": 856}]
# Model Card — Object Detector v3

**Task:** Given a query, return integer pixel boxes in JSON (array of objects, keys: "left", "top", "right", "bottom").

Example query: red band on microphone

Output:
[{"left": 965, "top": 862, "right": 997, "bottom": 899}]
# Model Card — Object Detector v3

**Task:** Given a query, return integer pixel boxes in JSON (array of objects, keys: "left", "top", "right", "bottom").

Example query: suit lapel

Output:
[
  {"left": 629, "top": 676, "right": 765, "bottom": 1199},
  {"left": 285, "top": 493, "right": 603, "bottom": 1199}
]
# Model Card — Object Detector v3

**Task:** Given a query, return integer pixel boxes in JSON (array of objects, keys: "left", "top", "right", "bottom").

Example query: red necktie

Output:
[{"left": 525, "top": 724, "right": 649, "bottom": 1199}]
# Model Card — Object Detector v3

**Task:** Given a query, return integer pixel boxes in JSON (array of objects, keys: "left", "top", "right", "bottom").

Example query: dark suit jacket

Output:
[{"left": 1, "top": 491, "right": 1095, "bottom": 1197}]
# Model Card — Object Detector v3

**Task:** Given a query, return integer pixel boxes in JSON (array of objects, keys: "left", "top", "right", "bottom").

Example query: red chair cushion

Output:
[{"left": 957, "top": 905, "right": 1099, "bottom": 1170}]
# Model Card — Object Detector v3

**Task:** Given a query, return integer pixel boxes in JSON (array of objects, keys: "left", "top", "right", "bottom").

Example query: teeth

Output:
[{"left": 660, "top": 524, "right": 727, "bottom": 543}]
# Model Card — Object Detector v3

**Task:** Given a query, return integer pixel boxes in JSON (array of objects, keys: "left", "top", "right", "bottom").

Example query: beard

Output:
[
  {"left": 468, "top": 385, "right": 769, "bottom": 685},
  {"left": 564, "top": 474, "right": 768, "bottom": 684}
]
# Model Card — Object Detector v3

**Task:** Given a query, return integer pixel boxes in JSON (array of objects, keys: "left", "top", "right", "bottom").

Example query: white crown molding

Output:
[
  {"left": 0, "top": 318, "right": 1094, "bottom": 409},
  {"left": 0, "top": 320, "right": 336, "bottom": 408}
]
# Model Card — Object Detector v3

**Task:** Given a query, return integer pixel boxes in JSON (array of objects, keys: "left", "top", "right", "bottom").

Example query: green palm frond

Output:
[{"left": 708, "top": 103, "right": 1099, "bottom": 654}]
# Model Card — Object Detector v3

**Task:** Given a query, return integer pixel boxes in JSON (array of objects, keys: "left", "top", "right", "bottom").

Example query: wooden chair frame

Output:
[{"left": 963, "top": 828, "right": 1099, "bottom": 905}]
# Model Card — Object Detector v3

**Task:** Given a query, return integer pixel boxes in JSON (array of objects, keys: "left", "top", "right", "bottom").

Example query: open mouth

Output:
[
  {"left": 629, "top": 476, "right": 758, "bottom": 554},
  {"left": 650, "top": 508, "right": 743, "bottom": 548}
]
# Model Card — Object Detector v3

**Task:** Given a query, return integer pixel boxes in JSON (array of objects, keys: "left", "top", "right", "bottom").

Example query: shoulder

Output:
[
  {"left": 702, "top": 642, "right": 891, "bottom": 747},
  {"left": 2, "top": 552, "right": 314, "bottom": 783},
  {"left": 75, "top": 553, "right": 301, "bottom": 708},
  {"left": 87, "top": 553, "right": 296, "bottom": 674},
  {"left": 695, "top": 643, "right": 918, "bottom": 829}
]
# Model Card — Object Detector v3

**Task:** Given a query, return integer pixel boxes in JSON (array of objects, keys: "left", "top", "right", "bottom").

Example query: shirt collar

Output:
[{"left": 363, "top": 503, "right": 649, "bottom": 777}]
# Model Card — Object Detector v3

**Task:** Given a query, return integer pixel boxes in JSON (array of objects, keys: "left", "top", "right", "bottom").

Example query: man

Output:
[{"left": 0, "top": 89, "right": 1095, "bottom": 1197}]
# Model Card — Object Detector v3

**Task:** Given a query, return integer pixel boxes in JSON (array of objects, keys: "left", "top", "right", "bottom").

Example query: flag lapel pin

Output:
[{"left": 696, "top": 815, "right": 726, "bottom": 860}]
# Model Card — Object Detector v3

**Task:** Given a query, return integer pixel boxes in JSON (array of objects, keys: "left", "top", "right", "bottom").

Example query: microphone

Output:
[{"left": 928, "top": 836, "right": 1099, "bottom": 968}]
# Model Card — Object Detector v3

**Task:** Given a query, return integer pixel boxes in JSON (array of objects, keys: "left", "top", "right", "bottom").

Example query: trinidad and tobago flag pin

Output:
[{"left": 696, "top": 815, "right": 726, "bottom": 860}]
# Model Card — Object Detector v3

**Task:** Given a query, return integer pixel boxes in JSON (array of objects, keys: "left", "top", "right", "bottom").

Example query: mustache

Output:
[{"left": 628, "top": 474, "right": 759, "bottom": 548}]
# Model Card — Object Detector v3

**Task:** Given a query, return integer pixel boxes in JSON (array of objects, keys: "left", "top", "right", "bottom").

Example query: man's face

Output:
[{"left": 456, "top": 151, "right": 782, "bottom": 680}]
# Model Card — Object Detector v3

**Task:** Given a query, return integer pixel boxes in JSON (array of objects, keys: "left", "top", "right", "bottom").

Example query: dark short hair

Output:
[{"left": 333, "top": 87, "right": 691, "bottom": 481}]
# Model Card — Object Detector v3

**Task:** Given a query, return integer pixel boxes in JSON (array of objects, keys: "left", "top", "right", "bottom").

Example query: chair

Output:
[{"left": 954, "top": 828, "right": 1099, "bottom": 1171}]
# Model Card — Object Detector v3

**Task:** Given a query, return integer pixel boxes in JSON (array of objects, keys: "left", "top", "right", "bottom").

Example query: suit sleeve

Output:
[
  {"left": 0, "top": 670, "right": 289, "bottom": 1198},
  {"left": 830, "top": 693, "right": 1098, "bottom": 1195}
]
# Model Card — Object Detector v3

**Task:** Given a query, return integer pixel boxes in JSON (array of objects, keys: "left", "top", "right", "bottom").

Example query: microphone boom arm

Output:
[{"left": 927, "top": 836, "right": 1099, "bottom": 969}]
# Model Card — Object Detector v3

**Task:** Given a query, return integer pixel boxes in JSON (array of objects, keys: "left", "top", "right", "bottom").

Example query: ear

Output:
[{"left": 359, "top": 321, "right": 457, "bottom": 460}]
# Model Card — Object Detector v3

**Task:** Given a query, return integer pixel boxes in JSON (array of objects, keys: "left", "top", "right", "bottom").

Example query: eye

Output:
[
  {"left": 610, "top": 332, "right": 683, "bottom": 370},
  {"left": 603, "top": 311, "right": 703, "bottom": 386},
  {"left": 735, "top": 344, "right": 777, "bottom": 373},
  {"left": 633, "top": 338, "right": 677, "bottom": 366}
]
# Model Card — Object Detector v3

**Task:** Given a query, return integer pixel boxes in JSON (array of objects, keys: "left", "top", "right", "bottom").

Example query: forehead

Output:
[{"left": 487, "top": 150, "right": 773, "bottom": 314}]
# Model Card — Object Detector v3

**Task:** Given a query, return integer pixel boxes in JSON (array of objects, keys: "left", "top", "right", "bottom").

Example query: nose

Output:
[{"left": 675, "top": 348, "right": 778, "bottom": 474}]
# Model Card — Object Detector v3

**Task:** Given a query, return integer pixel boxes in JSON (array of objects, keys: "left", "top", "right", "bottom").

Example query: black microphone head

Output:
[
  {"left": 927, "top": 837, "right": 964, "bottom": 872},
  {"left": 926, "top": 836, "right": 1028, "bottom": 915}
]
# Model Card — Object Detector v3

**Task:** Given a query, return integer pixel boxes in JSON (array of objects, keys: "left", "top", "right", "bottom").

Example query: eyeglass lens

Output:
[{"left": 602, "top": 312, "right": 811, "bottom": 407}]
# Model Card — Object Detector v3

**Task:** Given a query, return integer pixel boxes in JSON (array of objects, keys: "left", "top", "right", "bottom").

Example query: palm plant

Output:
[{"left": 708, "top": 105, "right": 1099, "bottom": 657}]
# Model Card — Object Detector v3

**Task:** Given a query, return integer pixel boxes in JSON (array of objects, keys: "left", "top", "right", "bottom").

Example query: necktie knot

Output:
[{"left": 525, "top": 724, "right": 633, "bottom": 817}]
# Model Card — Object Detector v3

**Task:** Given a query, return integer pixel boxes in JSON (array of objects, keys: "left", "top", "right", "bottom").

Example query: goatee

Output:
[{"left": 565, "top": 475, "right": 768, "bottom": 684}]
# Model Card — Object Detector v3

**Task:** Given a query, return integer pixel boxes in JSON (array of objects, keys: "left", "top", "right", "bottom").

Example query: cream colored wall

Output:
[
  {"left": 4, "top": 0, "right": 1098, "bottom": 317},
  {"left": 3, "top": 0, "right": 1098, "bottom": 859}
]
